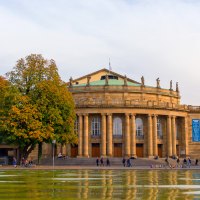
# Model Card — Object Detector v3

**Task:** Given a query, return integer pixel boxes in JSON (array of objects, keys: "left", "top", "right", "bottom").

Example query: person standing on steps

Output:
[
  {"left": 122, "top": 158, "right": 126, "bottom": 167},
  {"left": 96, "top": 157, "right": 99, "bottom": 166},
  {"left": 106, "top": 158, "right": 110, "bottom": 166},
  {"left": 100, "top": 157, "right": 104, "bottom": 166}
]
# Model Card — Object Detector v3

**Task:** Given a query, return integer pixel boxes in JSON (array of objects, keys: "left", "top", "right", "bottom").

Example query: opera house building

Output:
[
  {"left": 64, "top": 68, "right": 200, "bottom": 159},
  {"left": 2, "top": 68, "right": 200, "bottom": 162}
]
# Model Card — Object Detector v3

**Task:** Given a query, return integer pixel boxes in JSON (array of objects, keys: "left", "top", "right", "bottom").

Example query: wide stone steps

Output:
[{"left": 39, "top": 157, "right": 167, "bottom": 167}]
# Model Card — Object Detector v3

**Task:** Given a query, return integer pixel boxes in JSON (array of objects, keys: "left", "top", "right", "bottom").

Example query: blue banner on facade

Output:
[{"left": 192, "top": 119, "right": 200, "bottom": 142}]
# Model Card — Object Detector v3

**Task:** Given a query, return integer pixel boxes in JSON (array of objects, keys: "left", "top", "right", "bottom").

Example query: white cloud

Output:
[{"left": 0, "top": 0, "right": 200, "bottom": 104}]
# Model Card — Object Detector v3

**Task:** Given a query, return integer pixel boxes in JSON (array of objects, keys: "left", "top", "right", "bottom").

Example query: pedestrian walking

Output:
[
  {"left": 106, "top": 158, "right": 110, "bottom": 166},
  {"left": 122, "top": 158, "right": 126, "bottom": 167},
  {"left": 177, "top": 157, "right": 180, "bottom": 168},
  {"left": 195, "top": 158, "right": 198, "bottom": 166},
  {"left": 100, "top": 157, "right": 104, "bottom": 166},
  {"left": 127, "top": 159, "right": 131, "bottom": 167},
  {"left": 96, "top": 157, "right": 99, "bottom": 166},
  {"left": 13, "top": 157, "right": 17, "bottom": 168}
]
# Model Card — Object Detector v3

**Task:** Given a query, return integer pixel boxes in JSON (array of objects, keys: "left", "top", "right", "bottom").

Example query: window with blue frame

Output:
[{"left": 192, "top": 119, "right": 200, "bottom": 142}]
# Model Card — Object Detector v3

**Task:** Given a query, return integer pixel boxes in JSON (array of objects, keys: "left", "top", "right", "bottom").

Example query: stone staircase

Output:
[{"left": 39, "top": 157, "right": 167, "bottom": 167}]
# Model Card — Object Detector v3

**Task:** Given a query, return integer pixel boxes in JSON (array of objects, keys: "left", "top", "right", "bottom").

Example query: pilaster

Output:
[
  {"left": 125, "top": 113, "right": 130, "bottom": 156},
  {"left": 172, "top": 116, "right": 176, "bottom": 156},
  {"left": 101, "top": 113, "right": 106, "bottom": 157},
  {"left": 148, "top": 114, "right": 153, "bottom": 157},
  {"left": 83, "top": 114, "right": 89, "bottom": 157},
  {"left": 107, "top": 113, "right": 113, "bottom": 156},
  {"left": 130, "top": 114, "right": 136, "bottom": 157},
  {"left": 78, "top": 114, "right": 83, "bottom": 157},
  {"left": 167, "top": 115, "right": 172, "bottom": 156},
  {"left": 153, "top": 115, "right": 158, "bottom": 156}
]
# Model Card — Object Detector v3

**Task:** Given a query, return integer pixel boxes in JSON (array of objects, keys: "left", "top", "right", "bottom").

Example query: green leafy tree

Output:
[{"left": 1, "top": 54, "right": 76, "bottom": 159}]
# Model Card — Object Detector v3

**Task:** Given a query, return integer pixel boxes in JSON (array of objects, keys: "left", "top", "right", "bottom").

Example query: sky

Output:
[{"left": 0, "top": 0, "right": 200, "bottom": 105}]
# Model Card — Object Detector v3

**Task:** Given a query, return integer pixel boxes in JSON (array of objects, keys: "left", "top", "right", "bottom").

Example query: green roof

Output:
[{"left": 73, "top": 79, "right": 141, "bottom": 87}]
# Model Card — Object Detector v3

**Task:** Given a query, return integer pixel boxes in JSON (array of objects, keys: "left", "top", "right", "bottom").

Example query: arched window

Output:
[
  {"left": 113, "top": 117, "right": 122, "bottom": 136},
  {"left": 91, "top": 117, "right": 101, "bottom": 136},
  {"left": 136, "top": 118, "right": 143, "bottom": 138},
  {"left": 157, "top": 118, "right": 163, "bottom": 139}
]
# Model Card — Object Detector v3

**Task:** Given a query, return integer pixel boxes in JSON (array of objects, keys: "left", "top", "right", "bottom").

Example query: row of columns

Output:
[{"left": 77, "top": 113, "right": 188, "bottom": 157}]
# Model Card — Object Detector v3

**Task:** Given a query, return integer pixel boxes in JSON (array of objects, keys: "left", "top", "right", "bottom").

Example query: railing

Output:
[
  {"left": 75, "top": 99, "right": 189, "bottom": 111},
  {"left": 188, "top": 105, "right": 200, "bottom": 112},
  {"left": 136, "top": 135, "right": 144, "bottom": 139},
  {"left": 69, "top": 85, "right": 179, "bottom": 98},
  {"left": 91, "top": 134, "right": 100, "bottom": 138},
  {"left": 113, "top": 135, "right": 123, "bottom": 138}
]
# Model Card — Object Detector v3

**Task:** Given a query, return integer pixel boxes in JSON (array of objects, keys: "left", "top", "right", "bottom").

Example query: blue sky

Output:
[{"left": 0, "top": 0, "right": 200, "bottom": 105}]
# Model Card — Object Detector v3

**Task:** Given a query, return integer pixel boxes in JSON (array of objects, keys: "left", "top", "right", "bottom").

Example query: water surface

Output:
[{"left": 0, "top": 169, "right": 199, "bottom": 199}]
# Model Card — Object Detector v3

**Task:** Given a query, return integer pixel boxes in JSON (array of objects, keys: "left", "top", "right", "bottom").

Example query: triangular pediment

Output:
[{"left": 69, "top": 68, "right": 140, "bottom": 85}]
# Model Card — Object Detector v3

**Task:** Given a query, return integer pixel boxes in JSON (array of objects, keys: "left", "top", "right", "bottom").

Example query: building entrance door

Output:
[
  {"left": 158, "top": 144, "right": 162, "bottom": 158},
  {"left": 114, "top": 143, "right": 122, "bottom": 157},
  {"left": 92, "top": 143, "right": 100, "bottom": 157},
  {"left": 71, "top": 145, "right": 78, "bottom": 157},
  {"left": 136, "top": 144, "right": 143, "bottom": 157}
]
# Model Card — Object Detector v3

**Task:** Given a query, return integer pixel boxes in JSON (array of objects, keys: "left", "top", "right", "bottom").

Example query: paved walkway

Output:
[{"left": 1, "top": 165, "right": 200, "bottom": 170}]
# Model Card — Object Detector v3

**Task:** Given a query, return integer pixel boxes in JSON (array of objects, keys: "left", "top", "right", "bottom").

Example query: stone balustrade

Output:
[{"left": 74, "top": 98, "right": 189, "bottom": 111}]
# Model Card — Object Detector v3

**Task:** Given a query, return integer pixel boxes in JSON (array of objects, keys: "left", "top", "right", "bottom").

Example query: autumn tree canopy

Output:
[{"left": 0, "top": 54, "right": 76, "bottom": 159}]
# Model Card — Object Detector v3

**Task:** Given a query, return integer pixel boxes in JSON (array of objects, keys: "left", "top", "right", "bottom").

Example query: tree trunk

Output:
[{"left": 20, "top": 144, "right": 36, "bottom": 161}]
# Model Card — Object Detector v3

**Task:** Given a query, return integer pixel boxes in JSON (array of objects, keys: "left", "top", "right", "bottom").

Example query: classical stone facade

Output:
[
  {"left": 57, "top": 68, "right": 200, "bottom": 159},
  {"left": 2, "top": 68, "right": 200, "bottom": 161}
]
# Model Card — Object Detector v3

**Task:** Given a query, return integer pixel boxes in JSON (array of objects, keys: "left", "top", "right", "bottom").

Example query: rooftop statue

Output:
[
  {"left": 156, "top": 78, "right": 160, "bottom": 88},
  {"left": 69, "top": 77, "right": 73, "bottom": 87},
  {"left": 124, "top": 75, "right": 127, "bottom": 86},
  {"left": 87, "top": 76, "right": 91, "bottom": 86},
  {"left": 141, "top": 76, "right": 145, "bottom": 86},
  {"left": 170, "top": 80, "right": 173, "bottom": 90},
  {"left": 176, "top": 82, "right": 179, "bottom": 92},
  {"left": 105, "top": 74, "right": 109, "bottom": 85}
]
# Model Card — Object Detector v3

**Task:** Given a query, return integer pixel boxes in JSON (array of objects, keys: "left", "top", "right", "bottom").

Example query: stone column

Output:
[
  {"left": 101, "top": 114, "right": 106, "bottom": 156},
  {"left": 172, "top": 116, "right": 176, "bottom": 156},
  {"left": 125, "top": 113, "right": 130, "bottom": 156},
  {"left": 153, "top": 115, "right": 158, "bottom": 156},
  {"left": 107, "top": 114, "right": 113, "bottom": 156},
  {"left": 83, "top": 114, "right": 89, "bottom": 157},
  {"left": 148, "top": 114, "right": 153, "bottom": 157},
  {"left": 130, "top": 114, "right": 136, "bottom": 157},
  {"left": 167, "top": 116, "right": 172, "bottom": 156},
  {"left": 78, "top": 114, "right": 83, "bottom": 157},
  {"left": 184, "top": 117, "right": 189, "bottom": 156}
]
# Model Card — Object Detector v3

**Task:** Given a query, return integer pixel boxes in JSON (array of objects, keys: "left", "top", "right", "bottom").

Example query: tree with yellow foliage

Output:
[{"left": 1, "top": 54, "right": 77, "bottom": 160}]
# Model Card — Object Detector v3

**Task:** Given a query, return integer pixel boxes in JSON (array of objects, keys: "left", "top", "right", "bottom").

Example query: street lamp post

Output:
[{"left": 52, "top": 140, "right": 56, "bottom": 169}]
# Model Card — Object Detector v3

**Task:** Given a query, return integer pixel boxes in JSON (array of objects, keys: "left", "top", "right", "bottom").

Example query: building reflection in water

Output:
[{"left": 74, "top": 170, "right": 195, "bottom": 199}]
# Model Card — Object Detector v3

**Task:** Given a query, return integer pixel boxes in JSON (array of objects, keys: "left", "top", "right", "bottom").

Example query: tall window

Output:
[
  {"left": 176, "top": 121, "right": 179, "bottom": 139},
  {"left": 157, "top": 118, "right": 163, "bottom": 139},
  {"left": 74, "top": 116, "right": 79, "bottom": 133},
  {"left": 136, "top": 118, "right": 143, "bottom": 138},
  {"left": 91, "top": 117, "right": 101, "bottom": 136},
  {"left": 113, "top": 117, "right": 122, "bottom": 136}
]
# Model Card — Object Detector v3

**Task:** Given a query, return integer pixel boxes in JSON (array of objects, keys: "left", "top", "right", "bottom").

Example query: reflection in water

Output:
[{"left": 0, "top": 169, "right": 199, "bottom": 199}]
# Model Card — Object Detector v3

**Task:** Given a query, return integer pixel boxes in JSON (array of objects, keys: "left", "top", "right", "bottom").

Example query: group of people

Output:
[
  {"left": 12, "top": 157, "right": 34, "bottom": 167},
  {"left": 122, "top": 158, "right": 132, "bottom": 167},
  {"left": 20, "top": 157, "right": 33, "bottom": 167},
  {"left": 165, "top": 156, "right": 198, "bottom": 168},
  {"left": 96, "top": 157, "right": 110, "bottom": 166}
]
